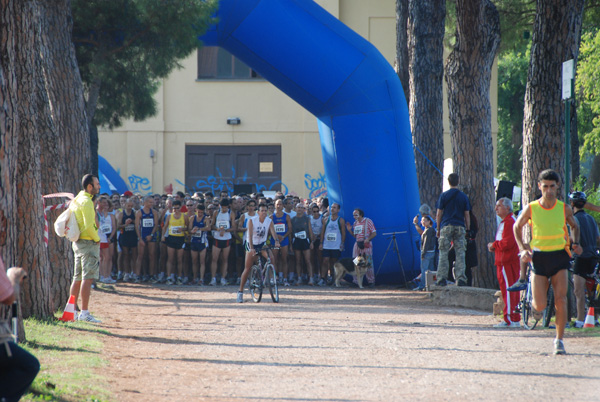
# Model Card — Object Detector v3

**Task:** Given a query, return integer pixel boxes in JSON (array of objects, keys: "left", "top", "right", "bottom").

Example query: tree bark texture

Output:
[
  {"left": 521, "top": 0, "right": 584, "bottom": 205},
  {"left": 444, "top": 0, "right": 500, "bottom": 289},
  {"left": 38, "top": 0, "right": 90, "bottom": 309},
  {"left": 395, "top": 0, "right": 410, "bottom": 107},
  {"left": 0, "top": 0, "right": 20, "bottom": 324},
  {"left": 408, "top": 0, "right": 445, "bottom": 209},
  {"left": 13, "top": 0, "right": 53, "bottom": 318},
  {"left": 0, "top": 0, "right": 91, "bottom": 320}
]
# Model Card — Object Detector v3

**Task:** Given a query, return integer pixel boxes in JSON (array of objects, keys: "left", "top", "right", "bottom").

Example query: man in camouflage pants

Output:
[{"left": 435, "top": 173, "right": 471, "bottom": 287}]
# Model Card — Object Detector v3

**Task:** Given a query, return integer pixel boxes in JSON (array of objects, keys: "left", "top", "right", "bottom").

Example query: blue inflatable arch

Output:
[{"left": 202, "top": 0, "right": 421, "bottom": 283}]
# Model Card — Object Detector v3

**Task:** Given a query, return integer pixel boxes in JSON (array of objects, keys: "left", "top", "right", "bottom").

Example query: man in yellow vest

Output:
[{"left": 513, "top": 169, "right": 581, "bottom": 355}]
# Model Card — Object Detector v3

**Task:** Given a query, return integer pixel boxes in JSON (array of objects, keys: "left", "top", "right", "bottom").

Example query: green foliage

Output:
[
  {"left": 72, "top": 0, "right": 218, "bottom": 128},
  {"left": 576, "top": 28, "right": 600, "bottom": 157},
  {"left": 572, "top": 177, "right": 600, "bottom": 225},
  {"left": 496, "top": 41, "right": 529, "bottom": 184}
]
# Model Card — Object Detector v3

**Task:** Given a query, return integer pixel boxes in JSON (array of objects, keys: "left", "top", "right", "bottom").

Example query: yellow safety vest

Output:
[{"left": 530, "top": 200, "right": 569, "bottom": 252}]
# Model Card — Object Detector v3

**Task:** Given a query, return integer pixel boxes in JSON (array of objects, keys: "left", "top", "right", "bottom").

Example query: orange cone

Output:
[
  {"left": 583, "top": 307, "right": 595, "bottom": 328},
  {"left": 59, "top": 295, "right": 77, "bottom": 322}
]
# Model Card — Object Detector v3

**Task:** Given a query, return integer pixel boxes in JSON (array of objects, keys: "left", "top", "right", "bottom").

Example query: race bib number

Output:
[
  {"left": 192, "top": 231, "right": 203, "bottom": 238},
  {"left": 295, "top": 231, "right": 307, "bottom": 239},
  {"left": 354, "top": 225, "right": 364, "bottom": 235},
  {"left": 142, "top": 218, "right": 154, "bottom": 228},
  {"left": 274, "top": 223, "right": 286, "bottom": 233},
  {"left": 326, "top": 232, "right": 337, "bottom": 242},
  {"left": 101, "top": 224, "right": 111, "bottom": 234},
  {"left": 218, "top": 221, "right": 229, "bottom": 230},
  {"left": 125, "top": 224, "right": 135, "bottom": 232},
  {"left": 170, "top": 226, "right": 183, "bottom": 235}
]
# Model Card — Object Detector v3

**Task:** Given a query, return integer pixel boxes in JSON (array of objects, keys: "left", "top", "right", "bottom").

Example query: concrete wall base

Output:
[{"left": 428, "top": 286, "right": 498, "bottom": 312}]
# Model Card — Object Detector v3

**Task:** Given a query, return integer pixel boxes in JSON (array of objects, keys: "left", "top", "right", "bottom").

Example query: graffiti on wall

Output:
[
  {"left": 304, "top": 172, "right": 327, "bottom": 198},
  {"left": 126, "top": 167, "right": 328, "bottom": 198},
  {"left": 175, "top": 166, "right": 289, "bottom": 195},
  {"left": 128, "top": 175, "right": 152, "bottom": 193}
]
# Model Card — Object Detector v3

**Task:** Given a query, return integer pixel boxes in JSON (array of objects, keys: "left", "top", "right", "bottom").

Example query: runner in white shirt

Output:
[{"left": 237, "top": 203, "right": 280, "bottom": 303}]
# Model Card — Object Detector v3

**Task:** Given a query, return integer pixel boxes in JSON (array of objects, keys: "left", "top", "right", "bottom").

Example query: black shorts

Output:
[
  {"left": 235, "top": 242, "right": 245, "bottom": 257},
  {"left": 190, "top": 241, "right": 207, "bottom": 252},
  {"left": 573, "top": 256, "right": 597, "bottom": 278},
  {"left": 166, "top": 236, "right": 185, "bottom": 250},
  {"left": 532, "top": 250, "right": 571, "bottom": 278},
  {"left": 292, "top": 238, "right": 310, "bottom": 251},
  {"left": 214, "top": 239, "right": 231, "bottom": 249},
  {"left": 119, "top": 234, "right": 138, "bottom": 249},
  {"left": 246, "top": 241, "right": 266, "bottom": 253},
  {"left": 322, "top": 249, "right": 341, "bottom": 259}
]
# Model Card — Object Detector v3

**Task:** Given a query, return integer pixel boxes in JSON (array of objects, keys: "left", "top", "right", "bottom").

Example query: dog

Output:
[{"left": 334, "top": 256, "right": 369, "bottom": 288}]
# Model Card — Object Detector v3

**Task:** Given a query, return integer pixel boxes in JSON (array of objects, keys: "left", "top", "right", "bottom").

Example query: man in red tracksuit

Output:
[{"left": 488, "top": 197, "right": 521, "bottom": 327}]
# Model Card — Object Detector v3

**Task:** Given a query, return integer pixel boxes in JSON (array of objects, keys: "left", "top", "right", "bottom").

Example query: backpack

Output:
[{"left": 54, "top": 208, "right": 80, "bottom": 242}]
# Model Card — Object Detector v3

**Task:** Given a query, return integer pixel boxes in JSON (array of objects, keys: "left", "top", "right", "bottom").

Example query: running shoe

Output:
[
  {"left": 283, "top": 279, "right": 290, "bottom": 287},
  {"left": 494, "top": 321, "right": 511, "bottom": 328},
  {"left": 123, "top": 273, "right": 130, "bottom": 282},
  {"left": 220, "top": 277, "right": 228, "bottom": 286},
  {"left": 78, "top": 313, "right": 101, "bottom": 323},
  {"left": 237, "top": 291, "right": 243, "bottom": 303},
  {"left": 308, "top": 278, "right": 315, "bottom": 286},
  {"left": 209, "top": 277, "right": 217, "bottom": 286},
  {"left": 553, "top": 339, "right": 566, "bottom": 355},
  {"left": 181, "top": 276, "right": 189, "bottom": 285},
  {"left": 507, "top": 279, "right": 527, "bottom": 292},
  {"left": 317, "top": 278, "right": 326, "bottom": 287}
]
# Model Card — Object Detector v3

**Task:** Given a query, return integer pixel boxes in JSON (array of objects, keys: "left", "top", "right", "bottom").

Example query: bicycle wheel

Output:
[
  {"left": 266, "top": 264, "right": 279, "bottom": 303},
  {"left": 249, "top": 265, "right": 263, "bottom": 303},
  {"left": 522, "top": 283, "right": 537, "bottom": 330},
  {"left": 542, "top": 285, "right": 554, "bottom": 327}
]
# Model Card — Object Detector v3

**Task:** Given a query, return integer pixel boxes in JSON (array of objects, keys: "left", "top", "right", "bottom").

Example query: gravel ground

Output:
[{"left": 92, "top": 283, "right": 600, "bottom": 401}]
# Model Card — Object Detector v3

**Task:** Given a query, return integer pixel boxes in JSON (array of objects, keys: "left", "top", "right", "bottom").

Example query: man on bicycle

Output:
[
  {"left": 237, "top": 204, "right": 280, "bottom": 303},
  {"left": 513, "top": 169, "right": 582, "bottom": 355},
  {"left": 568, "top": 191, "right": 599, "bottom": 328}
]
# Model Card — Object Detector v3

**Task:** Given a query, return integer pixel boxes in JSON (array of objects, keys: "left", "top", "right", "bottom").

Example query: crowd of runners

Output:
[{"left": 93, "top": 189, "right": 375, "bottom": 290}]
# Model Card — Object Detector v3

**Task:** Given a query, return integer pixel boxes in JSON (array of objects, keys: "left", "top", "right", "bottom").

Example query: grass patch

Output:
[{"left": 17, "top": 316, "right": 111, "bottom": 402}]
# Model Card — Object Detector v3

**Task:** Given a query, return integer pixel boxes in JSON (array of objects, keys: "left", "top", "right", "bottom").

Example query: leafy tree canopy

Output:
[
  {"left": 577, "top": 28, "right": 600, "bottom": 156},
  {"left": 72, "top": 0, "right": 218, "bottom": 128}
]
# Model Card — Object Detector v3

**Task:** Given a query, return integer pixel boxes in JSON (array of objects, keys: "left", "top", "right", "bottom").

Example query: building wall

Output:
[{"left": 99, "top": 0, "right": 498, "bottom": 197}]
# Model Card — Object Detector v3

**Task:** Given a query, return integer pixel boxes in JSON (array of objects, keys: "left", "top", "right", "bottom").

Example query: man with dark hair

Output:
[
  {"left": 435, "top": 173, "right": 471, "bottom": 287},
  {"left": 70, "top": 174, "right": 102, "bottom": 322},
  {"left": 514, "top": 169, "right": 582, "bottom": 355},
  {"left": 568, "top": 191, "right": 599, "bottom": 328}
]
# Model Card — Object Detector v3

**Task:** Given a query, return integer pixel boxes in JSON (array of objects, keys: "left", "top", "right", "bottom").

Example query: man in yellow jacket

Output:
[
  {"left": 514, "top": 169, "right": 581, "bottom": 355},
  {"left": 69, "top": 174, "right": 102, "bottom": 323}
]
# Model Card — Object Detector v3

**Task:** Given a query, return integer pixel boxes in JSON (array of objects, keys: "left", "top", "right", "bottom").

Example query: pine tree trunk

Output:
[
  {"left": 14, "top": 0, "right": 53, "bottom": 318},
  {"left": 0, "top": 0, "right": 21, "bottom": 324},
  {"left": 444, "top": 0, "right": 500, "bottom": 289},
  {"left": 521, "top": 0, "right": 585, "bottom": 205},
  {"left": 408, "top": 0, "right": 445, "bottom": 209},
  {"left": 38, "top": 0, "right": 91, "bottom": 309},
  {"left": 395, "top": 0, "right": 410, "bottom": 106}
]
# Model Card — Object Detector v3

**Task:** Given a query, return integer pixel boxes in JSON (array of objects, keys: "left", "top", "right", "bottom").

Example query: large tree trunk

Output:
[
  {"left": 444, "top": 0, "right": 500, "bottom": 289},
  {"left": 14, "top": 0, "right": 53, "bottom": 318},
  {"left": 0, "top": 0, "right": 20, "bottom": 268},
  {"left": 0, "top": 0, "right": 21, "bottom": 324},
  {"left": 395, "top": 0, "right": 410, "bottom": 106},
  {"left": 408, "top": 0, "right": 445, "bottom": 209},
  {"left": 521, "top": 0, "right": 585, "bottom": 205},
  {"left": 38, "top": 0, "right": 91, "bottom": 309}
]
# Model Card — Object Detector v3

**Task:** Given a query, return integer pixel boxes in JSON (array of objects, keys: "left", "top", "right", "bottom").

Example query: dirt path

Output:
[{"left": 92, "top": 283, "right": 600, "bottom": 401}]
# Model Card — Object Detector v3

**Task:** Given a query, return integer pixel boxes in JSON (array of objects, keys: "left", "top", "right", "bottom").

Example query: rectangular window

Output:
[{"left": 197, "top": 46, "right": 262, "bottom": 80}]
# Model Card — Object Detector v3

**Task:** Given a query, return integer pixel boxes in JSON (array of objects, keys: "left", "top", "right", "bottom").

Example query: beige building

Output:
[{"left": 99, "top": 0, "right": 498, "bottom": 198}]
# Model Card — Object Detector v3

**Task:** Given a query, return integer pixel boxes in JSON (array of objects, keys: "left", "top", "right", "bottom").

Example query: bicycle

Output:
[
  {"left": 517, "top": 263, "right": 538, "bottom": 330},
  {"left": 248, "top": 246, "right": 279, "bottom": 303}
]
